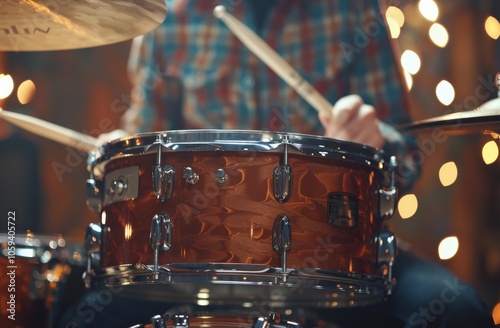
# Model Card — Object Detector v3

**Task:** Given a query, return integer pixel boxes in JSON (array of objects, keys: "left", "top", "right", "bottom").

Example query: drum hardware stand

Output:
[
  {"left": 253, "top": 312, "right": 302, "bottom": 328},
  {"left": 272, "top": 214, "right": 292, "bottom": 281},
  {"left": 150, "top": 214, "right": 173, "bottom": 276},
  {"left": 152, "top": 136, "right": 175, "bottom": 202},
  {"left": 82, "top": 222, "right": 102, "bottom": 288},
  {"left": 182, "top": 167, "right": 199, "bottom": 185},
  {"left": 376, "top": 230, "right": 397, "bottom": 294},
  {"left": 379, "top": 156, "right": 397, "bottom": 220},
  {"left": 273, "top": 135, "right": 292, "bottom": 203}
]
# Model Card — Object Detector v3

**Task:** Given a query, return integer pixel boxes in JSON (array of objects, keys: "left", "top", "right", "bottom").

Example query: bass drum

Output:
[{"left": 85, "top": 130, "right": 398, "bottom": 309}]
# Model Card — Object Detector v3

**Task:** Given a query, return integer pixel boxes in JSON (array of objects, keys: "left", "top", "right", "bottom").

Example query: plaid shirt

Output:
[{"left": 124, "top": 0, "right": 410, "bottom": 136}]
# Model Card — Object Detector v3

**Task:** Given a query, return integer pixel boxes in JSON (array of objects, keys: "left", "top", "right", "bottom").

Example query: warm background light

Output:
[
  {"left": 429, "top": 23, "right": 449, "bottom": 48},
  {"left": 387, "top": 18, "right": 401, "bottom": 39},
  {"left": 386, "top": 6, "right": 405, "bottom": 39},
  {"left": 439, "top": 161, "right": 458, "bottom": 187},
  {"left": 404, "top": 71, "right": 413, "bottom": 91},
  {"left": 493, "top": 302, "right": 500, "bottom": 325},
  {"left": 386, "top": 6, "right": 405, "bottom": 27},
  {"left": 482, "top": 140, "right": 499, "bottom": 165},
  {"left": 0, "top": 74, "right": 14, "bottom": 99},
  {"left": 438, "top": 236, "right": 459, "bottom": 260},
  {"left": 401, "top": 50, "right": 421, "bottom": 75},
  {"left": 435, "top": 80, "right": 455, "bottom": 106},
  {"left": 398, "top": 194, "right": 418, "bottom": 219},
  {"left": 418, "top": 0, "right": 439, "bottom": 22},
  {"left": 17, "top": 80, "right": 36, "bottom": 105},
  {"left": 485, "top": 16, "right": 500, "bottom": 40}
]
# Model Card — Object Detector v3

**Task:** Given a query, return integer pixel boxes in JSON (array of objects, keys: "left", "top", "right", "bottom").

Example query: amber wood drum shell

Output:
[{"left": 100, "top": 148, "right": 384, "bottom": 276}]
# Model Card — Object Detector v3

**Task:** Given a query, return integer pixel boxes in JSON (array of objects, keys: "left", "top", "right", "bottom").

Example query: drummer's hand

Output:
[
  {"left": 97, "top": 129, "right": 130, "bottom": 145},
  {"left": 318, "top": 95, "right": 385, "bottom": 149}
]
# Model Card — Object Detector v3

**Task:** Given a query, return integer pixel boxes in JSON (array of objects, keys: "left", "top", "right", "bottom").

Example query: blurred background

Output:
[{"left": 0, "top": 0, "right": 499, "bottom": 323}]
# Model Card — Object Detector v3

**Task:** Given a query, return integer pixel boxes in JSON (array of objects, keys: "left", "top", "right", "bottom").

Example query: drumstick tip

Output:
[{"left": 213, "top": 5, "right": 226, "bottom": 18}]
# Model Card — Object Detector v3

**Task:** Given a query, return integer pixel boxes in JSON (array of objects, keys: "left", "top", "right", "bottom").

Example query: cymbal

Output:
[
  {"left": 399, "top": 98, "right": 500, "bottom": 136},
  {"left": 0, "top": 0, "right": 167, "bottom": 51}
]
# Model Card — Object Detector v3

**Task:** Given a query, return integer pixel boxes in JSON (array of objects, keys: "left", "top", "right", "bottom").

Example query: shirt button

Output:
[{"left": 241, "top": 75, "right": 255, "bottom": 89}]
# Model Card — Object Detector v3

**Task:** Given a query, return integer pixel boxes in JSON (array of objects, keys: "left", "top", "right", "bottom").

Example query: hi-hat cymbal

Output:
[
  {"left": 399, "top": 98, "right": 500, "bottom": 136},
  {"left": 0, "top": 0, "right": 167, "bottom": 51}
]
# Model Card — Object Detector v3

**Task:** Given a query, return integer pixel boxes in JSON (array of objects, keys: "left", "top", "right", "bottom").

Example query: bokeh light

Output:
[
  {"left": 404, "top": 71, "right": 413, "bottom": 91},
  {"left": 438, "top": 236, "right": 459, "bottom": 260},
  {"left": 0, "top": 74, "right": 14, "bottom": 99},
  {"left": 386, "top": 6, "right": 405, "bottom": 27},
  {"left": 439, "top": 161, "right": 458, "bottom": 187},
  {"left": 401, "top": 50, "right": 421, "bottom": 75},
  {"left": 485, "top": 16, "right": 500, "bottom": 40},
  {"left": 435, "top": 80, "right": 455, "bottom": 106},
  {"left": 493, "top": 302, "right": 500, "bottom": 325},
  {"left": 398, "top": 194, "right": 418, "bottom": 219},
  {"left": 17, "top": 80, "right": 36, "bottom": 105},
  {"left": 386, "top": 6, "right": 405, "bottom": 38},
  {"left": 387, "top": 18, "right": 401, "bottom": 39},
  {"left": 418, "top": 0, "right": 439, "bottom": 22},
  {"left": 482, "top": 140, "right": 499, "bottom": 165},
  {"left": 429, "top": 23, "right": 449, "bottom": 48}
]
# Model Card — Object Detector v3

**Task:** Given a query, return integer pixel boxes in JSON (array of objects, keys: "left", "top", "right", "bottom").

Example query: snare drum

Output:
[{"left": 85, "top": 130, "right": 397, "bottom": 308}]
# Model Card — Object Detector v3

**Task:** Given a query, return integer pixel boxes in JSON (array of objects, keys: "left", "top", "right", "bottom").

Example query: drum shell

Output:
[{"left": 100, "top": 149, "right": 384, "bottom": 276}]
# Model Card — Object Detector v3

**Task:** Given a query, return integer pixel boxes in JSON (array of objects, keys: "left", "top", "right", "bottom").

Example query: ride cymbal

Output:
[
  {"left": 399, "top": 98, "right": 500, "bottom": 135},
  {"left": 0, "top": 0, "right": 167, "bottom": 51}
]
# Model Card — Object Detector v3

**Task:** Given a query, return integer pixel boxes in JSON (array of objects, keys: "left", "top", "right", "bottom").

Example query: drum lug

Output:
[
  {"left": 153, "top": 164, "right": 175, "bottom": 202},
  {"left": 150, "top": 314, "right": 166, "bottom": 328},
  {"left": 379, "top": 187, "right": 397, "bottom": 219},
  {"left": 83, "top": 222, "right": 102, "bottom": 288},
  {"left": 86, "top": 178, "right": 103, "bottom": 212},
  {"left": 172, "top": 314, "right": 189, "bottom": 327},
  {"left": 379, "top": 156, "right": 397, "bottom": 219},
  {"left": 274, "top": 165, "right": 292, "bottom": 203},
  {"left": 253, "top": 312, "right": 302, "bottom": 327},
  {"left": 272, "top": 214, "right": 292, "bottom": 274},
  {"left": 376, "top": 230, "right": 397, "bottom": 294},
  {"left": 86, "top": 150, "right": 103, "bottom": 212},
  {"left": 152, "top": 136, "right": 175, "bottom": 202},
  {"left": 274, "top": 139, "right": 292, "bottom": 203},
  {"left": 183, "top": 166, "right": 199, "bottom": 185},
  {"left": 150, "top": 214, "right": 173, "bottom": 271}
]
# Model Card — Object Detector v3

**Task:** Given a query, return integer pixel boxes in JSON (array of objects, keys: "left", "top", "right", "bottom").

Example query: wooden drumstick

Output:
[
  {"left": 0, "top": 107, "right": 101, "bottom": 152},
  {"left": 213, "top": 5, "right": 333, "bottom": 117}
]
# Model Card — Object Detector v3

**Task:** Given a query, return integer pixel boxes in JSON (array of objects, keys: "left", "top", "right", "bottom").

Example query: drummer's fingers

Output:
[
  {"left": 319, "top": 94, "right": 363, "bottom": 138},
  {"left": 344, "top": 104, "right": 385, "bottom": 148},
  {"left": 331, "top": 94, "right": 363, "bottom": 126}
]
